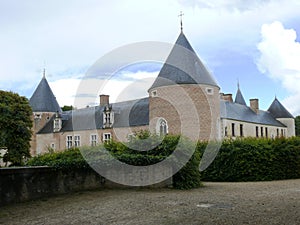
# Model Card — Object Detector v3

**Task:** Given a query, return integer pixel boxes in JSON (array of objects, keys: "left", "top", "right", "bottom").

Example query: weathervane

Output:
[
  {"left": 178, "top": 11, "right": 184, "bottom": 31},
  {"left": 43, "top": 60, "right": 46, "bottom": 78}
]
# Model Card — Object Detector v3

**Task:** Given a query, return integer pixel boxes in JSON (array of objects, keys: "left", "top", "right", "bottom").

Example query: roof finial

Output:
[
  {"left": 43, "top": 60, "right": 46, "bottom": 78},
  {"left": 178, "top": 11, "right": 184, "bottom": 32},
  {"left": 237, "top": 78, "right": 240, "bottom": 89}
]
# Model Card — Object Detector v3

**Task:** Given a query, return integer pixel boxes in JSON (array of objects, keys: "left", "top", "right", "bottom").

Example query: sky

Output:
[{"left": 1, "top": 0, "right": 300, "bottom": 115}]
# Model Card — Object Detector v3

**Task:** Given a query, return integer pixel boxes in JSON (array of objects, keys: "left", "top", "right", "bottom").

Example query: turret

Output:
[
  {"left": 268, "top": 97, "right": 295, "bottom": 137},
  {"left": 148, "top": 31, "right": 220, "bottom": 141},
  {"left": 29, "top": 70, "right": 61, "bottom": 155}
]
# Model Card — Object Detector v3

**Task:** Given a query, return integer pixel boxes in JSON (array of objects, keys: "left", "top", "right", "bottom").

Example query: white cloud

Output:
[
  {"left": 49, "top": 71, "right": 158, "bottom": 109},
  {"left": 257, "top": 21, "right": 300, "bottom": 115}
]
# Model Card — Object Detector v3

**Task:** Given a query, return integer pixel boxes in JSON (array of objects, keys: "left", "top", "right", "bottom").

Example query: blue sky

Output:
[{"left": 1, "top": 0, "right": 300, "bottom": 115}]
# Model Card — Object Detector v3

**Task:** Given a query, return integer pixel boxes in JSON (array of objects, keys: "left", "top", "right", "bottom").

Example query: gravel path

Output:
[{"left": 1, "top": 179, "right": 300, "bottom": 225}]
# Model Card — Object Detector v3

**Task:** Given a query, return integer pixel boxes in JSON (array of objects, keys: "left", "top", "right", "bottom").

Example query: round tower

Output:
[
  {"left": 29, "top": 70, "right": 61, "bottom": 155},
  {"left": 148, "top": 31, "right": 220, "bottom": 141}
]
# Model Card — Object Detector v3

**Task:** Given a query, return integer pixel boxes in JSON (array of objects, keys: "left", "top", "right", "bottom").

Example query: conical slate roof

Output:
[
  {"left": 149, "top": 31, "right": 218, "bottom": 90},
  {"left": 29, "top": 76, "right": 61, "bottom": 113},
  {"left": 234, "top": 88, "right": 247, "bottom": 105},
  {"left": 267, "top": 97, "right": 293, "bottom": 118}
]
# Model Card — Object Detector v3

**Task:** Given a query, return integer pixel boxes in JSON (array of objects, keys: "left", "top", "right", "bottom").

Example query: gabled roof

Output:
[
  {"left": 267, "top": 97, "right": 294, "bottom": 118},
  {"left": 29, "top": 77, "right": 61, "bottom": 113},
  {"left": 220, "top": 100, "right": 286, "bottom": 127},
  {"left": 149, "top": 31, "right": 219, "bottom": 90},
  {"left": 37, "top": 98, "right": 149, "bottom": 134},
  {"left": 234, "top": 88, "right": 247, "bottom": 106}
]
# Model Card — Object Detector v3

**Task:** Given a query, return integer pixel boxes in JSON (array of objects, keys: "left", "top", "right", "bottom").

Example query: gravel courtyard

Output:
[{"left": 1, "top": 179, "right": 299, "bottom": 225}]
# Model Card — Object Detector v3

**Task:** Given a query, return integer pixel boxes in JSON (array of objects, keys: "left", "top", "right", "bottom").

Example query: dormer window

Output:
[
  {"left": 103, "top": 105, "right": 114, "bottom": 128},
  {"left": 53, "top": 112, "right": 62, "bottom": 132}
]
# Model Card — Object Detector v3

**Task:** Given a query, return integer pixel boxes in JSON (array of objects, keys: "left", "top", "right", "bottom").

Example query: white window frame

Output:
[
  {"left": 103, "top": 133, "right": 112, "bottom": 142},
  {"left": 103, "top": 111, "right": 114, "bottom": 128},
  {"left": 90, "top": 134, "right": 98, "bottom": 146},
  {"left": 206, "top": 87, "right": 214, "bottom": 95},
  {"left": 156, "top": 118, "right": 168, "bottom": 136},
  {"left": 66, "top": 135, "right": 73, "bottom": 149},
  {"left": 151, "top": 90, "right": 157, "bottom": 97},
  {"left": 74, "top": 135, "right": 81, "bottom": 147}
]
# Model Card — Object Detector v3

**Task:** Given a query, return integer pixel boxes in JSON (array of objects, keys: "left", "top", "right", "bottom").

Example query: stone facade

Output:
[
  {"left": 149, "top": 84, "right": 220, "bottom": 141},
  {"left": 28, "top": 30, "right": 295, "bottom": 156}
]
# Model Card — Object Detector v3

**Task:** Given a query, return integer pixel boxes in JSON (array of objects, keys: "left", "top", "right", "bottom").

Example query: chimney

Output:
[
  {"left": 250, "top": 98, "right": 259, "bottom": 113},
  {"left": 100, "top": 94, "right": 109, "bottom": 106},
  {"left": 220, "top": 93, "right": 233, "bottom": 102}
]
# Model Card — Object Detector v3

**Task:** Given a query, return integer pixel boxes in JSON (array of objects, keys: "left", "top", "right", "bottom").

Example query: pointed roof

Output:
[
  {"left": 29, "top": 76, "right": 61, "bottom": 113},
  {"left": 149, "top": 31, "right": 219, "bottom": 90},
  {"left": 267, "top": 97, "right": 293, "bottom": 118},
  {"left": 234, "top": 86, "right": 247, "bottom": 106}
]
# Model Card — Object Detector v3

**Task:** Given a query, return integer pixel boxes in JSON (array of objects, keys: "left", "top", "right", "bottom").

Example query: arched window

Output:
[{"left": 156, "top": 118, "right": 168, "bottom": 136}]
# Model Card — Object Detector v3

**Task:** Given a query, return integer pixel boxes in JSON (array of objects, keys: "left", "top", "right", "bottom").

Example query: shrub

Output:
[
  {"left": 201, "top": 137, "right": 300, "bottom": 181},
  {"left": 26, "top": 134, "right": 202, "bottom": 189}
]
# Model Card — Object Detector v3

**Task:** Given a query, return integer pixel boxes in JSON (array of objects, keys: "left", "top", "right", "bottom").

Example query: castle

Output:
[{"left": 29, "top": 31, "right": 295, "bottom": 156}]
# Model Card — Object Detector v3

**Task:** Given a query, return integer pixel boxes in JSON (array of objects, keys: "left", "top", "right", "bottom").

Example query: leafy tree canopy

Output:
[
  {"left": 61, "top": 105, "right": 73, "bottom": 111},
  {"left": 295, "top": 116, "right": 300, "bottom": 136},
  {"left": 0, "top": 90, "right": 32, "bottom": 166}
]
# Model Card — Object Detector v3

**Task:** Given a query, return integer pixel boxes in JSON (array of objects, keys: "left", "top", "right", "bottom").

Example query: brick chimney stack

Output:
[
  {"left": 100, "top": 94, "right": 109, "bottom": 106},
  {"left": 220, "top": 93, "right": 233, "bottom": 102},
  {"left": 250, "top": 98, "right": 259, "bottom": 114}
]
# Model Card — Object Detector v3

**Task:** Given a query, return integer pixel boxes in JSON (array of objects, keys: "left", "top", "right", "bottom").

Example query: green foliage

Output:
[
  {"left": 295, "top": 116, "right": 300, "bottom": 136},
  {"left": 0, "top": 90, "right": 32, "bottom": 166},
  {"left": 27, "top": 134, "right": 202, "bottom": 189},
  {"left": 172, "top": 139, "right": 202, "bottom": 189},
  {"left": 201, "top": 137, "right": 300, "bottom": 181},
  {"left": 61, "top": 105, "right": 73, "bottom": 111},
  {"left": 26, "top": 148, "right": 89, "bottom": 170}
]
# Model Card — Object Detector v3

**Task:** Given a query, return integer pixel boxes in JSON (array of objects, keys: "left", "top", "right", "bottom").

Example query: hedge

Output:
[
  {"left": 27, "top": 134, "right": 202, "bottom": 189},
  {"left": 200, "top": 137, "right": 300, "bottom": 181},
  {"left": 27, "top": 136, "right": 300, "bottom": 186}
]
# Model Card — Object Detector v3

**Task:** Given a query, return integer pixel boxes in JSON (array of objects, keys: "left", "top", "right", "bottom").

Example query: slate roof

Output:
[
  {"left": 221, "top": 100, "right": 286, "bottom": 127},
  {"left": 267, "top": 97, "right": 294, "bottom": 118},
  {"left": 234, "top": 88, "right": 247, "bottom": 106},
  {"left": 150, "top": 31, "right": 219, "bottom": 90},
  {"left": 29, "top": 77, "right": 61, "bottom": 113},
  {"left": 37, "top": 97, "right": 149, "bottom": 134}
]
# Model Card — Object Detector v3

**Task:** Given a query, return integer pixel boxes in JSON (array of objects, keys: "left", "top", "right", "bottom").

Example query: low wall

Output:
[{"left": 0, "top": 166, "right": 172, "bottom": 206}]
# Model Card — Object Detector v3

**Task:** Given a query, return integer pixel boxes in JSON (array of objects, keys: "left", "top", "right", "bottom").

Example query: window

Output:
[
  {"left": 157, "top": 118, "right": 168, "bottom": 136},
  {"left": 224, "top": 126, "right": 228, "bottom": 137},
  {"left": 277, "top": 128, "right": 279, "bottom": 137},
  {"left": 206, "top": 87, "right": 213, "bottom": 95},
  {"left": 127, "top": 133, "right": 135, "bottom": 141},
  {"left": 51, "top": 143, "right": 55, "bottom": 150},
  {"left": 66, "top": 135, "right": 72, "bottom": 149},
  {"left": 34, "top": 113, "right": 41, "bottom": 119},
  {"left": 261, "top": 127, "right": 264, "bottom": 137},
  {"left": 256, "top": 126, "right": 259, "bottom": 137},
  {"left": 53, "top": 118, "right": 62, "bottom": 132},
  {"left": 281, "top": 129, "right": 284, "bottom": 137},
  {"left": 240, "top": 124, "right": 243, "bottom": 137},
  {"left": 231, "top": 123, "right": 235, "bottom": 137},
  {"left": 265, "top": 127, "right": 268, "bottom": 138},
  {"left": 103, "top": 133, "right": 111, "bottom": 142},
  {"left": 151, "top": 90, "right": 157, "bottom": 97},
  {"left": 74, "top": 135, "right": 80, "bottom": 147},
  {"left": 90, "top": 134, "right": 98, "bottom": 146},
  {"left": 103, "top": 110, "right": 114, "bottom": 128}
]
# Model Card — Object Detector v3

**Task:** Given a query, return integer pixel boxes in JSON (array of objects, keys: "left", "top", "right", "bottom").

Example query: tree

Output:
[
  {"left": 61, "top": 105, "right": 73, "bottom": 111},
  {"left": 295, "top": 116, "right": 300, "bottom": 136},
  {"left": 0, "top": 90, "right": 32, "bottom": 166}
]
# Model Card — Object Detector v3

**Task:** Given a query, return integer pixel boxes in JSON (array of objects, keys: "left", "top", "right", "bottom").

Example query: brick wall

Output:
[{"left": 149, "top": 84, "right": 220, "bottom": 141}]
